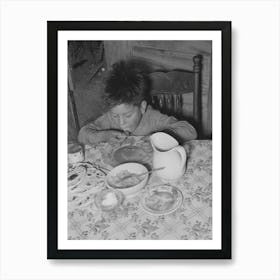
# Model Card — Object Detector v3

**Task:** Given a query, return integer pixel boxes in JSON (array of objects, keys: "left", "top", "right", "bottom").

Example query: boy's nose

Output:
[{"left": 119, "top": 117, "right": 126, "bottom": 126}]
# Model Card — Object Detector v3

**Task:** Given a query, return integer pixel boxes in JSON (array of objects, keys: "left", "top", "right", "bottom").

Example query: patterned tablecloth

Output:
[{"left": 68, "top": 136, "right": 212, "bottom": 240}]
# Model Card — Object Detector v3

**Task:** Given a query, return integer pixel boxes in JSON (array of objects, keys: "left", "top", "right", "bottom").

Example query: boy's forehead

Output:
[{"left": 110, "top": 103, "right": 137, "bottom": 114}]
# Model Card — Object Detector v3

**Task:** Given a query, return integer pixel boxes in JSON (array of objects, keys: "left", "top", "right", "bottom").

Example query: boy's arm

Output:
[
  {"left": 150, "top": 110, "right": 198, "bottom": 142},
  {"left": 77, "top": 114, "right": 125, "bottom": 145}
]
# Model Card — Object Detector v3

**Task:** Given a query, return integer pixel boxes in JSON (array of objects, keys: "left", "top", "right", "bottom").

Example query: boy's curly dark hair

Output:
[{"left": 104, "top": 59, "right": 150, "bottom": 108}]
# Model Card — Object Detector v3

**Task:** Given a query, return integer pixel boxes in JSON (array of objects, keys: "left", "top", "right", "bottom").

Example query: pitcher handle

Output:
[{"left": 175, "top": 146, "right": 187, "bottom": 170}]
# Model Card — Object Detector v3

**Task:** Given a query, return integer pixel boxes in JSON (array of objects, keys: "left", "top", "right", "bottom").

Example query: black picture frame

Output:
[{"left": 47, "top": 21, "right": 231, "bottom": 259}]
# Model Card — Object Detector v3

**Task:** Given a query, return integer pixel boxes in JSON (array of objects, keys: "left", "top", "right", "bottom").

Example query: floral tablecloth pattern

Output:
[{"left": 68, "top": 137, "right": 212, "bottom": 240}]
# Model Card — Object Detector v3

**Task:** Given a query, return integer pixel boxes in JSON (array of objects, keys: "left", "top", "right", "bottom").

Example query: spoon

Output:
[
  {"left": 116, "top": 167, "right": 165, "bottom": 182},
  {"left": 119, "top": 131, "right": 131, "bottom": 146}
]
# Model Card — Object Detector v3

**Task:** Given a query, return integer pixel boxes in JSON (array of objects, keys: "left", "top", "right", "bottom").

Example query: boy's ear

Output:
[{"left": 140, "top": 100, "right": 147, "bottom": 114}]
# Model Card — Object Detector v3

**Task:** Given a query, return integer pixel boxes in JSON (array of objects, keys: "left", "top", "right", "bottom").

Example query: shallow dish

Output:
[
  {"left": 113, "top": 146, "right": 147, "bottom": 164},
  {"left": 68, "top": 165, "right": 86, "bottom": 189},
  {"left": 105, "top": 163, "right": 149, "bottom": 196},
  {"left": 140, "top": 184, "right": 183, "bottom": 215}
]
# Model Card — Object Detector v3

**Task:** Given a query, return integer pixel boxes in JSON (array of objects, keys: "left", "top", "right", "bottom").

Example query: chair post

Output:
[
  {"left": 68, "top": 63, "right": 80, "bottom": 135},
  {"left": 193, "top": 55, "right": 202, "bottom": 137}
]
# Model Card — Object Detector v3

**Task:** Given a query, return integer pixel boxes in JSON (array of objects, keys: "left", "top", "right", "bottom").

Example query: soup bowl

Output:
[{"left": 105, "top": 163, "right": 149, "bottom": 196}]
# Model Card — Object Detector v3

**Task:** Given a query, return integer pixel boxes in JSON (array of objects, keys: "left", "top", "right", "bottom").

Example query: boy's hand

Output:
[
  {"left": 103, "top": 130, "right": 127, "bottom": 141},
  {"left": 110, "top": 130, "right": 127, "bottom": 138},
  {"left": 85, "top": 129, "right": 129, "bottom": 145}
]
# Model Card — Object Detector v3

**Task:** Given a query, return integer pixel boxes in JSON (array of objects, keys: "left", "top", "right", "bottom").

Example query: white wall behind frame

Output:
[{"left": 0, "top": 0, "right": 279, "bottom": 280}]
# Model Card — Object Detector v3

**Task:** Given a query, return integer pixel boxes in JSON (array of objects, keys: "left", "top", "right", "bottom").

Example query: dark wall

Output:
[{"left": 68, "top": 41, "right": 105, "bottom": 141}]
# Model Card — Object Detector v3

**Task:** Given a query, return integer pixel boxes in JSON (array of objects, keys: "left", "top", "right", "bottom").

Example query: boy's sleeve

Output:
[
  {"left": 149, "top": 109, "right": 198, "bottom": 142},
  {"left": 77, "top": 114, "right": 112, "bottom": 145}
]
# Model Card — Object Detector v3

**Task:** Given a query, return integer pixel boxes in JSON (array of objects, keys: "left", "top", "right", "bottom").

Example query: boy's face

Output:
[{"left": 110, "top": 101, "right": 147, "bottom": 133}]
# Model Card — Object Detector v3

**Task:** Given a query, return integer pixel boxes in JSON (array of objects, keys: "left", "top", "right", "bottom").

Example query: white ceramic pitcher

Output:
[{"left": 150, "top": 132, "right": 187, "bottom": 182}]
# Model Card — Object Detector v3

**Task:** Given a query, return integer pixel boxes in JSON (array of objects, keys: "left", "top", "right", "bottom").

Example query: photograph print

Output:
[{"left": 48, "top": 21, "right": 231, "bottom": 259}]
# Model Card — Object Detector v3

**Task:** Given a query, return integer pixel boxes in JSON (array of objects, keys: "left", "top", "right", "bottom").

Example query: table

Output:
[{"left": 68, "top": 136, "right": 212, "bottom": 240}]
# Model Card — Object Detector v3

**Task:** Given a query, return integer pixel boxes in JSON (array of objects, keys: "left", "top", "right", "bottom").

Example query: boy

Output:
[{"left": 78, "top": 59, "right": 197, "bottom": 145}]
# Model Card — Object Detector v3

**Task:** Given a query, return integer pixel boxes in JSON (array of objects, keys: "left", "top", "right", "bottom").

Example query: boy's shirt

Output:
[{"left": 78, "top": 105, "right": 197, "bottom": 145}]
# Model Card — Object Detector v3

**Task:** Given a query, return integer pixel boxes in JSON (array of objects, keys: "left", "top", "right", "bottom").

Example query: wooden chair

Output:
[{"left": 132, "top": 46, "right": 203, "bottom": 136}]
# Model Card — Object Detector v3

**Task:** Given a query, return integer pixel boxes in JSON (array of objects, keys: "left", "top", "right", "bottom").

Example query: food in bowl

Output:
[
  {"left": 101, "top": 192, "right": 118, "bottom": 207},
  {"left": 110, "top": 170, "right": 145, "bottom": 188},
  {"left": 106, "top": 163, "right": 149, "bottom": 196},
  {"left": 140, "top": 185, "right": 183, "bottom": 215},
  {"left": 145, "top": 191, "right": 175, "bottom": 211}
]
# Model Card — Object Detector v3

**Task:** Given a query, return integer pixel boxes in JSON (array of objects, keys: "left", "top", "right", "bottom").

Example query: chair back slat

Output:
[
  {"left": 175, "top": 94, "right": 183, "bottom": 118},
  {"left": 165, "top": 95, "right": 172, "bottom": 115},
  {"left": 152, "top": 93, "right": 183, "bottom": 120},
  {"left": 157, "top": 94, "right": 165, "bottom": 112}
]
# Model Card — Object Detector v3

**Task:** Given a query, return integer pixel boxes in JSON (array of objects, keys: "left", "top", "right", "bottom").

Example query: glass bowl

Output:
[{"left": 94, "top": 189, "right": 124, "bottom": 212}]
